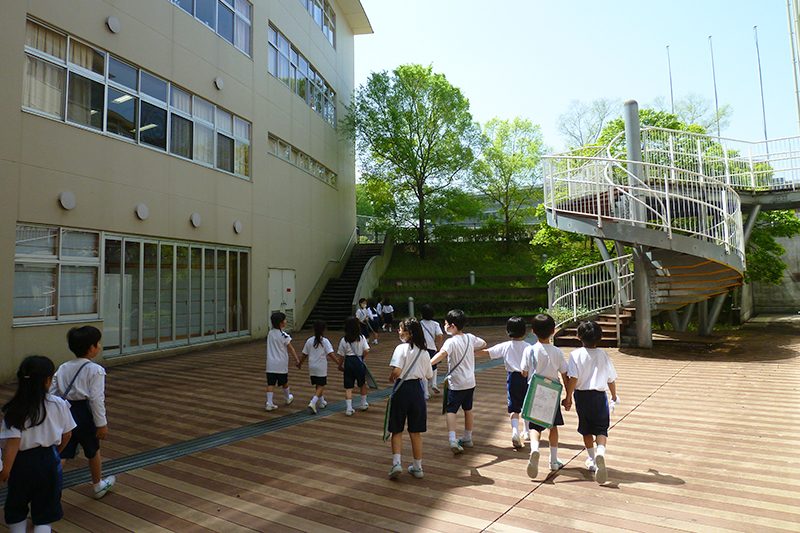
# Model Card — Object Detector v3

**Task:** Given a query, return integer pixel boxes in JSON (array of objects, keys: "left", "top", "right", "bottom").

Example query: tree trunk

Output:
[
  {"left": 418, "top": 191, "right": 426, "bottom": 259},
  {"left": 504, "top": 212, "right": 511, "bottom": 254}
]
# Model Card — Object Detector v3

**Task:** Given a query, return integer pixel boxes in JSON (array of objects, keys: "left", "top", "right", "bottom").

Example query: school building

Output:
[{"left": 1, "top": 0, "right": 371, "bottom": 381}]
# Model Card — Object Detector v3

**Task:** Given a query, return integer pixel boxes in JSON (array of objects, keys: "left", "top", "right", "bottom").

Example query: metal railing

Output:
[
  {"left": 641, "top": 127, "right": 800, "bottom": 193},
  {"left": 543, "top": 155, "right": 745, "bottom": 261},
  {"left": 547, "top": 255, "right": 635, "bottom": 343}
]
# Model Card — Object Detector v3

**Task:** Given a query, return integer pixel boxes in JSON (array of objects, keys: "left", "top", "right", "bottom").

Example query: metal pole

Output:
[
  {"left": 786, "top": 0, "right": 800, "bottom": 136},
  {"left": 754, "top": 26, "right": 769, "bottom": 142},
  {"left": 709, "top": 36, "right": 721, "bottom": 138},
  {"left": 666, "top": 45, "right": 675, "bottom": 113},
  {"left": 408, "top": 296, "right": 414, "bottom": 318},
  {"left": 623, "top": 100, "right": 644, "bottom": 226}
]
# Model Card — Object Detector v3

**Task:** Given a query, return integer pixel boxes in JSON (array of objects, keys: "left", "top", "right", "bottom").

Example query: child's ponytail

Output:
[
  {"left": 313, "top": 320, "right": 326, "bottom": 348},
  {"left": 2, "top": 355, "right": 55, "bottom": 431}
]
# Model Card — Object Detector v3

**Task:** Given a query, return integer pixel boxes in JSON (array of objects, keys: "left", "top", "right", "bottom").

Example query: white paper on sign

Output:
[{"left": 527, "top": 382, "right": 560, "bottom": 423}]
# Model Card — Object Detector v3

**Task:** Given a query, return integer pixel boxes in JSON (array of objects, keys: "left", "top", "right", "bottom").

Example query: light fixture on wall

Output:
[
  {"left": 190, "top": 213, "right": 202, "bottom": 228},
  {"left": 233, "top": 220, "right": 243, "bottom": 234},
  {"left": 135, "top": 204, "right": 149, "bottom": 220},
  {"left": 106, "top": 16, "right": 121, "bottom": 34},
  {"left": 59, "top": 191, "right": 77, "bottom": 210}
]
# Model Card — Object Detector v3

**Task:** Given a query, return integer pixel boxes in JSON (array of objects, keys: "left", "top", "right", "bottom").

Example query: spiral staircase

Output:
[{"left": 544, "top": 103, "right": 800, "bottom": 346}]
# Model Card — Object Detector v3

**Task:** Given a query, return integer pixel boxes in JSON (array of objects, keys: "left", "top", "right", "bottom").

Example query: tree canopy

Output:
[{"left": 342, "top": 64, "right": 479, "bottom": 258}]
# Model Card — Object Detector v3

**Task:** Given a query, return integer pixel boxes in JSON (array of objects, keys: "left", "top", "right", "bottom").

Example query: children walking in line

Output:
[
  {"left": 51, "top": 325, "right": 116, "bottom": 498},
  {"left": 265, "top": 312, "right": 300, "bottom": 412},
  {"left": 430, "top": 309, "right": 486, "bottom": 454},
  {"left": 2, "top": 356, "right": 76, "bottom": 533},
  {"left": 387, "top": 318, "right": 434, "bottom": 479},
  {"left": 381, "top": 298, "right": 395, "bottom": 332},
  {"left": 420, "top": 304, "right": 443, "bottom": 398},
  {"left": 298, "top": 320, "right": 337, "bottom": 414},
  {"left": 355, "top": 298, "right": 377, "bottom": 345},
  {"left": 337, "top": 316, "right": 371, "bottom": 416},
  {"left": 521, "top": 314, "right": 569, "bottom": 478},
  {"left": 476, "top": 316, "right": 530, "bottom": 449},
  {"left": 562, "top": 320, "right": 618, "bottom": 484}
]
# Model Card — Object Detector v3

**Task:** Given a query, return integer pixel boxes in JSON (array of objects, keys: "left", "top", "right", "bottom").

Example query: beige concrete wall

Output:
[
  {"left": 0, "top": 0, "right": 358, "bottom": 380},
  {"left": 753, "top": 235, "right": 800, "bottom": 313}
]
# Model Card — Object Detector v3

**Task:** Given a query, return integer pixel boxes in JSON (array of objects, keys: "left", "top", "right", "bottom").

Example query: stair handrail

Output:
[
  {"left": 547, "top": 255, "right": 635, "bottom": 343},
  {"left": 543, "top": 154, "right": 745, "bottom": 261},
  {"left": 303, "top": 226, "right": 358, "bottom": 307}
]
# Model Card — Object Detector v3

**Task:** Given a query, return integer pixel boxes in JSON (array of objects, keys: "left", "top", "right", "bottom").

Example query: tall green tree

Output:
[
  {"left": 471, "top": 117, "right": 546, "bottom": 252},
  {"left": 557, "top": 98, "right": 621, "bottom": 148},
  {"left": 745, "top": 210, "right": 800, "bottom": 284},
  {"left": 342, "top": 64, "right": 479, "bottom": 258}
]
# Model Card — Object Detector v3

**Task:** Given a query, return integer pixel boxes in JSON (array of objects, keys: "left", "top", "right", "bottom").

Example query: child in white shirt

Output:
[
  {"left": 266, "top": 312, "right": 300, "bottom": 411},
  {"left": 420, "top": 304, "right": 443, "bottom": 398},
  {"left": 521, "top": 314, "right": 569, "bottom": 478},
  {"left": 298, "top": 320, "right": 337, "bottom": 414},
  {"left": 563, "top": 320, "right": 618, "bottom": 485},
  {"left": 337, "top": 316, "right": 371, "bottom": 415},
  {"left": 430, "top": 309, "right": 486, "bottom": 454},
  {"left": 476, "top": 316, "right": 530, "bottom": 449}
]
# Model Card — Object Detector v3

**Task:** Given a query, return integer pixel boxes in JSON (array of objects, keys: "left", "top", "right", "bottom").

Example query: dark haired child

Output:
[
  {"left": 2, "top": 356, "right": 76, "bottom": 533},
  {"left": 563, "top": 320, "right": 618, "bottom": 484},
  {"left": 382, "top": 298, "right": 395, "bottom": 332},
  {"left": 430, "top": 309, "right": 486, "bottom": 454},
  {"left": 337, "top": 316, "right": 370, "bottom": 416},
  {"left": 266, "top": 312, "right": 300, "bottom": 412},
  {"left": 367, "top": 299, "right": 381, "bottom": 344},
  {"left": 521, "top": 313, "right": 569, "bottom": 478},
  {"left": 51, "top": 325, "right": 115, "bottom": 498},
  {"left": 298, "top": 320, "right": 337, "bottom": 414},
  {"left": 375, "top": 297, "right": 385, "bottom": 331},
  {"left": 355, "top": 298, "right": 377, "bottom": 344},
  {"left": 420, "top": 304, "right": 443, "bottom": 397},
  {"left": 387, "top": 317, "right": 434, "bottom": 479},
  {"left": 476, "top": 316, "right": 530, "bottom": 449}
]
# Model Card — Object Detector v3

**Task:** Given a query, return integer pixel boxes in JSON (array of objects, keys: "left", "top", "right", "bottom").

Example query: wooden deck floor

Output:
[{"left": 1, "top": 321, "right": 799, "bottom": 532}]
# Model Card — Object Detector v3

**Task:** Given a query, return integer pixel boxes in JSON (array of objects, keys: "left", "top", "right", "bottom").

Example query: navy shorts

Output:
[
  {"left": 360, "top": 323, "right": 370, "bottom": 337},
  {"left": 446, "top": 387, "right": 474, "bottom": 414},
  {"left": 573, "top": 389, "right": 610, "bottom": 436},
  {"left": 383, "top": 313, "right": 393, "bottom": 327},
  {"left": 343, "top": 356, "right": 366, "bottom": 389},
  {"left": 5, "top": 446, "right": 63, "bottom": 525},
  {"left": 388, "top": 379, "right": 427, "bottom": 434},
  {"left": 507, "top": 372, "right": 527, "bottom": 414},
  {"left": 310, "top": 375, "right": 327, "bottom": 386},
  {"left": 59, "top": 400, "right": 99, "bottom": 460},
  {"left": 428, "top": 349, "right": 438, "bottom": 371},
  {"left": 266, "top": 372, "right": 288, "bottom": 387},
  {"left": 529, "top": 403, "right": 565, "bottom": 432}
]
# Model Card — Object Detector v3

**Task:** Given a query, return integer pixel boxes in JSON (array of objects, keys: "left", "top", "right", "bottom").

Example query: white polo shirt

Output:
[
  {"left": 567, "top": 347, "right": 618, "bottom": 391},
  {"left": 50, "top": 358, "right": 108, "bottom": 427},
  {"left": 487, "top": 340, "right": 528, "bottom": 373},
  {"left": 0, "top": 395, "right": 77, "bottom": 451},
  {"left": 420, "top": 320, "right": 443, "bottom": 351},
  {"left": 522, "top": 342, "right": 567, "bottom": 384},
  {"left": 302, "top": 336, "right": 334, "bottom": 377},
  {"left": 389, "top": 344, "right": 434, "bottom": 381},
  {"left": 441, "top": 333, "right": 486, "bottom": 391},
  {"left": 266, "top": 329, "right": 292, "bottom": 374},
  {"left": 337, "top": 336, "right": 369, "bottom": 357}
]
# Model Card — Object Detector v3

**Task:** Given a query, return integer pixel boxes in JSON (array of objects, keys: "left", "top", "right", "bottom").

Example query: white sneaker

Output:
[
  {"left": 594, "top": 454, "right": 608, "bottom": 484},
  {"left": 520, "top": 432, "right": 529, "bottom": 442},
  {"left": 527, "top": 450, "right": 539, "bottom": 478},
  {"left": 450, "top": 440, "right": 464, "bottom": 454},
  {"left": 359, "top": 403, "right": 369, "bottom": 411},
  {"left": 430, "top": 383, "right": 440, "bottom": 394},
  {"left": 319, "top": 399, "right": 327, "bottom": 408},
  {"left": 512, "top": 433, "right": 522, "bottom": 449},
  {"left": 93, "top": 476, "right": 116, "bottom": 499},
  {"left": 285, "top": 394, "right": 294, "bottom": 405},
  {"left": 550, "top": 460, "right": 564, "bottom": 471},
  {"left": 266, "top": 403, "right": 278, "bottom": 411},
  {"left": 345, "top": 408, "right": 355, "bottom": 416},
  {"left": 585, "top": 458, "right": 597, "bottom": 472},
  {"left": 308, "top": 401, "right": 317, "bottom": 414},
  {"left": 425, "top": 393, "right": 431, "bottom": 401},
  {"left": 372, "top": 339, "right": 378, "bottom": 345},
  {"left": 407, "top": 465, "right": 424, "bottom": 479},
  {"left": 458, "top": 438, "right": 474, "bottom": 448},
  {"left": 389, "top": 463, "right": 402, "bottom": 479}
]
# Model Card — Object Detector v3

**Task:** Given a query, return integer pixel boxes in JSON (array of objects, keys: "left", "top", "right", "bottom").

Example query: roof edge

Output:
[{"left": 338, "top": 0, "right": 373, "bottom": 35}]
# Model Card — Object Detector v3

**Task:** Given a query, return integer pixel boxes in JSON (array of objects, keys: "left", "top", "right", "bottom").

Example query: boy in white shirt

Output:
[
  {"left": 265, "top": 312, "right": 300, "bottom": 411},
  {"left": 420, "top": 304, "right": 443, "bottom": 397},
  {"left": 430, "top": 310, "right": 486, "bottom": 454},
  {"left": 521, "top": 314, "right": 569, "bottom": 478},
  {"left": 476, "top": 316, "right": 530, "bottom": 449},
  {"left": 563, "top": 320, "right": 618, "bottom": 485}
]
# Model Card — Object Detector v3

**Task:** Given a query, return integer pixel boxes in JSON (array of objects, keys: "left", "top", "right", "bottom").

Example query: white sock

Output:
[
  {"left": 310, "top": 396, "right": 319, "bottom": 405},
  {"left": 413, "top": 459, "right": 422, "bottom": 470},
  {"left": 587, "top": 447, "right": 596, "bottom": 460},
  {"left": 531, "top": 439, "right": 540, "bottom": 452},
  {"left": 510, "top": 418, "right": 519, "bottom": 435},
  {"left": 284, "top": 387, "right": 291, "bottom": 400},
  {"left": 9, "top": 521, "right": 27, "bottom": 533},
  {"left": 346, "top": 399, "right": 353, "bottom": 410},
  {"left": 33, "top": 525, "right": 52, "bottom": 533},
  {"left": 423, "top": 379, "right": 429, "bottom": 394},
  {"left": 448, "top": 431, "right": 457, "bottom": 441},
  {"left": 462, "top": 430, "right": 473, "bottom": 440},
  {"left": 267, "top": 392, "right": 274, "bottom": 405},
  {"left": 597, "top": 444, "right": 606, "bottom": 457},
  {"left": 361, "top": 395, "right": 368, "bottom": 406},
  {"left": 392, "top": 453, "right": 401, "bottom": 465},
  {"left": 550, "top": 446, "right": 558, "bottom": 463}
]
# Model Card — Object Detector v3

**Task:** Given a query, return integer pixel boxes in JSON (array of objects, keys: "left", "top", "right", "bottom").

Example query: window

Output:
[
  {"left": 23, "top": 19, "right": 252, "bottom": 179},
  {"left": 267, "top": 133, "right": 337, "bottom": 188},
  {"left": 268, "top": 24, "right": 336, "bottom": 127},
  {"left": 170, "top": 0, "right": 252, "bottom": 56},
  {"left": 14, "top": 225, "right": 99, "bottom": 323},
  {"left": 298, "top": 0, "right": 335, "bottom": 46}
]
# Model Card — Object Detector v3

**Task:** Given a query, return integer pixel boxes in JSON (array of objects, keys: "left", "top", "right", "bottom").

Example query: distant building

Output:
[{"left": 3, "top": 0, "right": 371, "bottom": 379}]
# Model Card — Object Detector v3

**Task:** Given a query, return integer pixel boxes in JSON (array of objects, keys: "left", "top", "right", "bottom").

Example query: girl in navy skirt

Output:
[
  {"left": 387, "top": 317, "right": 434, "bottom": 479},
  {"left": 1, "top": 356, "right": 76, "bottom": 533},
  {"left": 337, "top": 316, "right": 371, "bottom": 416}
]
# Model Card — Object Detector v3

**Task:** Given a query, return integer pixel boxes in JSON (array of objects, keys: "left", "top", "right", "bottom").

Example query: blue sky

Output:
[{"left": 354, "top": 0, "right": 799, "bottom": 151}]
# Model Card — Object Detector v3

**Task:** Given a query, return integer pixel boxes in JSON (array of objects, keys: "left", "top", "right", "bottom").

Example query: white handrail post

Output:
[
  {"left": 571, "top": 274, "right": 577, "bottom": 323},
  {"left": 615, "top": 268, "right": 621, "bottom": 346},
  {"left": 596, "top": 164, "right": 602, "bottom": 226}
]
